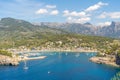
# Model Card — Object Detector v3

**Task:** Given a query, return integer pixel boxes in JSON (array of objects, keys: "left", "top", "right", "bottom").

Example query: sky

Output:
[{"left": 0, "top": 0, "right": 120, "bottom": 25}]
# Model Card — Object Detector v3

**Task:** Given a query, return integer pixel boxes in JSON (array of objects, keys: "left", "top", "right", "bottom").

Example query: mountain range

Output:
[
  {"left": 0, "top": 17, "right": 117, "bottom": 49},
  {"left": 0, "top": 17, "right": 120, "bottom": 38},
  {"left": 35, "top": 21, "right": 120, "bottom": 38},
  {"left": 0, "top": 17, "right": 67, "bottom": 41}
]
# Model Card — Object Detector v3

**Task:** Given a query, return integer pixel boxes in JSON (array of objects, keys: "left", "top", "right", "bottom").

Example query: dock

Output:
[
  {"left": 26, "top": 56, "right": 46, "bottom": 60},
  {"left": 20, "top": 56, "right": 46, "bottom": 61}
]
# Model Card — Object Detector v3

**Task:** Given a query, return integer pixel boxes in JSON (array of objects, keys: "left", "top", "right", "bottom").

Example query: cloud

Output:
[
  {"left": 0, "top": 0, "right": 111, "bottom": 23},
  {"left": 35, "top": 8, "right": 59, "bottom": 15},
  {"left": 35, "top": 9, "right": 48, "bottom": 14},
  {"left": 67, "top": 17, "right": 91, "bottom": 23},
  {"left": 50, "top": 10, "right": 59, "bottom": 15},
  {"left": 76, "top": 17, "right": 91, "bottom": 23},
  {"left": 97, "top": 21, "right": 111, "bottom": 26},
  {"left": 63, "top": 10, "right": 88, "bottom": 17},
  {"left": 98, "top": 12, "right": 107, "bottom": 18},
  {"left": 98, "top": 12, "right": 120, "bottom": 19},
  {"left": 85, "top": 2, "right": 108, "bottom": 12},
  {"left": 35, "top": 4, "right": 59, "bottom": 15},
  {"left": 67, "top": 17, "right": 72, "bottom": 21},
  {"left": 63, "top": 10, "right": 70, "bottom": 16},
  {"left": 63, "top": 9, "right": 91, "bottom": 23},
  {"left": 46, "top": 5, "right": 56, "bottom": 9},
  {"left": 109, "top": 12, "right": 120, "bottom": 18},
  {"left": 63, "top": 2, "right": 108, "bottom": 17},
  {"left": 63, "top": 2, "right": 108, "bottom": 23},
  {"left": 0, "top": 0, "right": 45, "bottom": 21}
]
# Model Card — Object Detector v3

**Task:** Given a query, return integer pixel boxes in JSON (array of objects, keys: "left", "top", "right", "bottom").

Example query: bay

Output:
[{"left": 0, "top": 52, "right": 119, "bottom": 80}]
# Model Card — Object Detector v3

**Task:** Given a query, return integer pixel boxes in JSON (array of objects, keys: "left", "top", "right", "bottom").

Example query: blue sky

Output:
[{"left": 0, "top": 0, "right": 120, "bottom": 25}]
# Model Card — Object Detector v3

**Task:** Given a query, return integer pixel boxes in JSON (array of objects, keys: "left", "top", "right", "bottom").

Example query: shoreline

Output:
[
  {"left": 90, "top": 56, "right": 119, "bottom": 67},
  {"left": 0, "top": 55, "right": 19, "bottom": 66},
  {"left": 13, "top": 49, "right": 97, "bottom": 54},
  {"left": 0, "top": 49, "right": 97, "bottom": 66}
]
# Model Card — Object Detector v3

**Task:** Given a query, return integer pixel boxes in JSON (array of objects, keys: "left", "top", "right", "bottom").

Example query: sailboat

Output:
[
  {"left": 75, "top": 53, "right": 79, "bottom": 57},
  {"left": 65, "top": 52, "right": 68, "bottom": 56},
  {"left": 24, "top": 58, "right": 28, "bottom": 70}
]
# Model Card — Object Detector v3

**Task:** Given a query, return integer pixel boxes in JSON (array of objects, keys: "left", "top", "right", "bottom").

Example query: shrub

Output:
[
  {"left": 0, "top": 50, "right": 12, "bottom": 57},
  {"left": 111, "top": 72, "right": 120, "bottom": 80}
]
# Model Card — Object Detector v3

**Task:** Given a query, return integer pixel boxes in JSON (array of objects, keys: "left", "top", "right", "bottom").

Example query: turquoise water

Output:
[{"left": 0, "top": 52, "right": 120, "bottom": 80}]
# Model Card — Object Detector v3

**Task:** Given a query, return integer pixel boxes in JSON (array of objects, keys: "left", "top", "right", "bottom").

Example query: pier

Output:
[{"left": 26, "top": 56, "right": 46, "bottom": 60}]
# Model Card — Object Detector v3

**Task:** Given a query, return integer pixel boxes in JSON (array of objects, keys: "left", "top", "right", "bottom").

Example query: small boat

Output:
[
  {"left": 48, "top": 71, "right": 51, "bottom": 74},
  {"left": 75, "top": 53, "right": 80, "bottom": 57},
  {"left": 86, "top": 53, "right": 89, "bottom": 56},
  {"left": 24, "top": 66, "right": 28, "bottom": 70},
  {"left": 24, "top": 59, "right": 28, "bottom": 70},
  {"left": 65, "top": 52, "right": 68, "bottom": 56}
]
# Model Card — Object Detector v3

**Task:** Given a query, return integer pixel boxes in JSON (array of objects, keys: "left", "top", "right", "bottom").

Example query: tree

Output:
[{"left": 111, "top": 72, "right": 120, "bottom": 80}]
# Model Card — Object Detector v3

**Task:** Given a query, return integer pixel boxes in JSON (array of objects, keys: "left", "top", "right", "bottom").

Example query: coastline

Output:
[
  {"left": 0, "top": 49, "right": 97, "bottom": 66},
  {"left": 16, "top": 49, "right": 97, "bottom": 61},
  {"left": 20, "top": 56, "right": 46, "bottom": 60},
  {"left": 0, "top": 55, "right": 20, "bottom": 66},
  {"left": 13, "top": 49, "right": 97, "bottom": 54},
  {"left": 90, "top": 56, "right": 119, "bottom": 67}
]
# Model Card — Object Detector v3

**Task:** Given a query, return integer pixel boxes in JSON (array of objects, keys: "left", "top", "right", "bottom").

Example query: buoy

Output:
[{"left": 48, "top": 71, "right": 50, "bottom": 74}]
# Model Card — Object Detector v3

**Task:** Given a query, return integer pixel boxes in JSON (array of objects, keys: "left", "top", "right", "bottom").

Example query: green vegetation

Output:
[
  {"left": 98, "top": 40, "right": 120, "bottom": 56},
  {"left": 0, "top": 50, "right": 12, "bottom": 57},
  {"left": 0, "top": 17, "right": 119, "bottom": 55},
  {"left": 111, "top": 72, "right": 120, "bottom": 80},
  {"left": 0, "top": 32, "right": 115, "bottom": 50}
]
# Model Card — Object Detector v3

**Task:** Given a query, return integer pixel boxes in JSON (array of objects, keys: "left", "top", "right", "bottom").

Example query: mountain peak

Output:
[
  {"left": 111, "top": 21, "right": 116, "bottom": 25},
  {"left": 84, "top": 22, "right": 92, "bottom": 25},
  {"left": 1, "top": 17, "right": 16, "bottom": 21},
  {"left": 0, "top": 17, "right": 23, "bottom": 24},
  {"left": 0, "top": 17, "right": 32, "bottom": 25},
  {"left": 111, "top": 21, "right": 116, "bottom": 26}
]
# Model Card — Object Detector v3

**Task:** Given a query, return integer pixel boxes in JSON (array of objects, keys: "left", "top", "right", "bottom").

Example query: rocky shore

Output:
[
  {"left": 90, "top": 56, "right": 119, "bottom": 67},
  {"left": 0, "top": 55, "right": 20, "bottom": 66}
]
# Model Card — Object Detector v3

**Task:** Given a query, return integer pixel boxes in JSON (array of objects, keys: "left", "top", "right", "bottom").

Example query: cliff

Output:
[
  {"left": 0, "top": 55, "right": 19, "bottom": 66},
  {"left": 90, "top": 56, "right": 119, "bottom": 67}
]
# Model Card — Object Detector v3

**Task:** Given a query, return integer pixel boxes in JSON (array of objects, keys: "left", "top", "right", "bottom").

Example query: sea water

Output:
[{"left": 0, "top": 52, "right": 119, "bottom": 80}]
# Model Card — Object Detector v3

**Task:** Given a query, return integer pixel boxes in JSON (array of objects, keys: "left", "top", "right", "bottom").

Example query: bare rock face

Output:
[
  {"left": 90, "top": 56, "right": 119, "bottom": 67},
  {"left": 0, "top": 55, "right": 19, "bottom": 66},
  {"left": 116, "top": 54, "right": 120, "bottom": 65}
]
